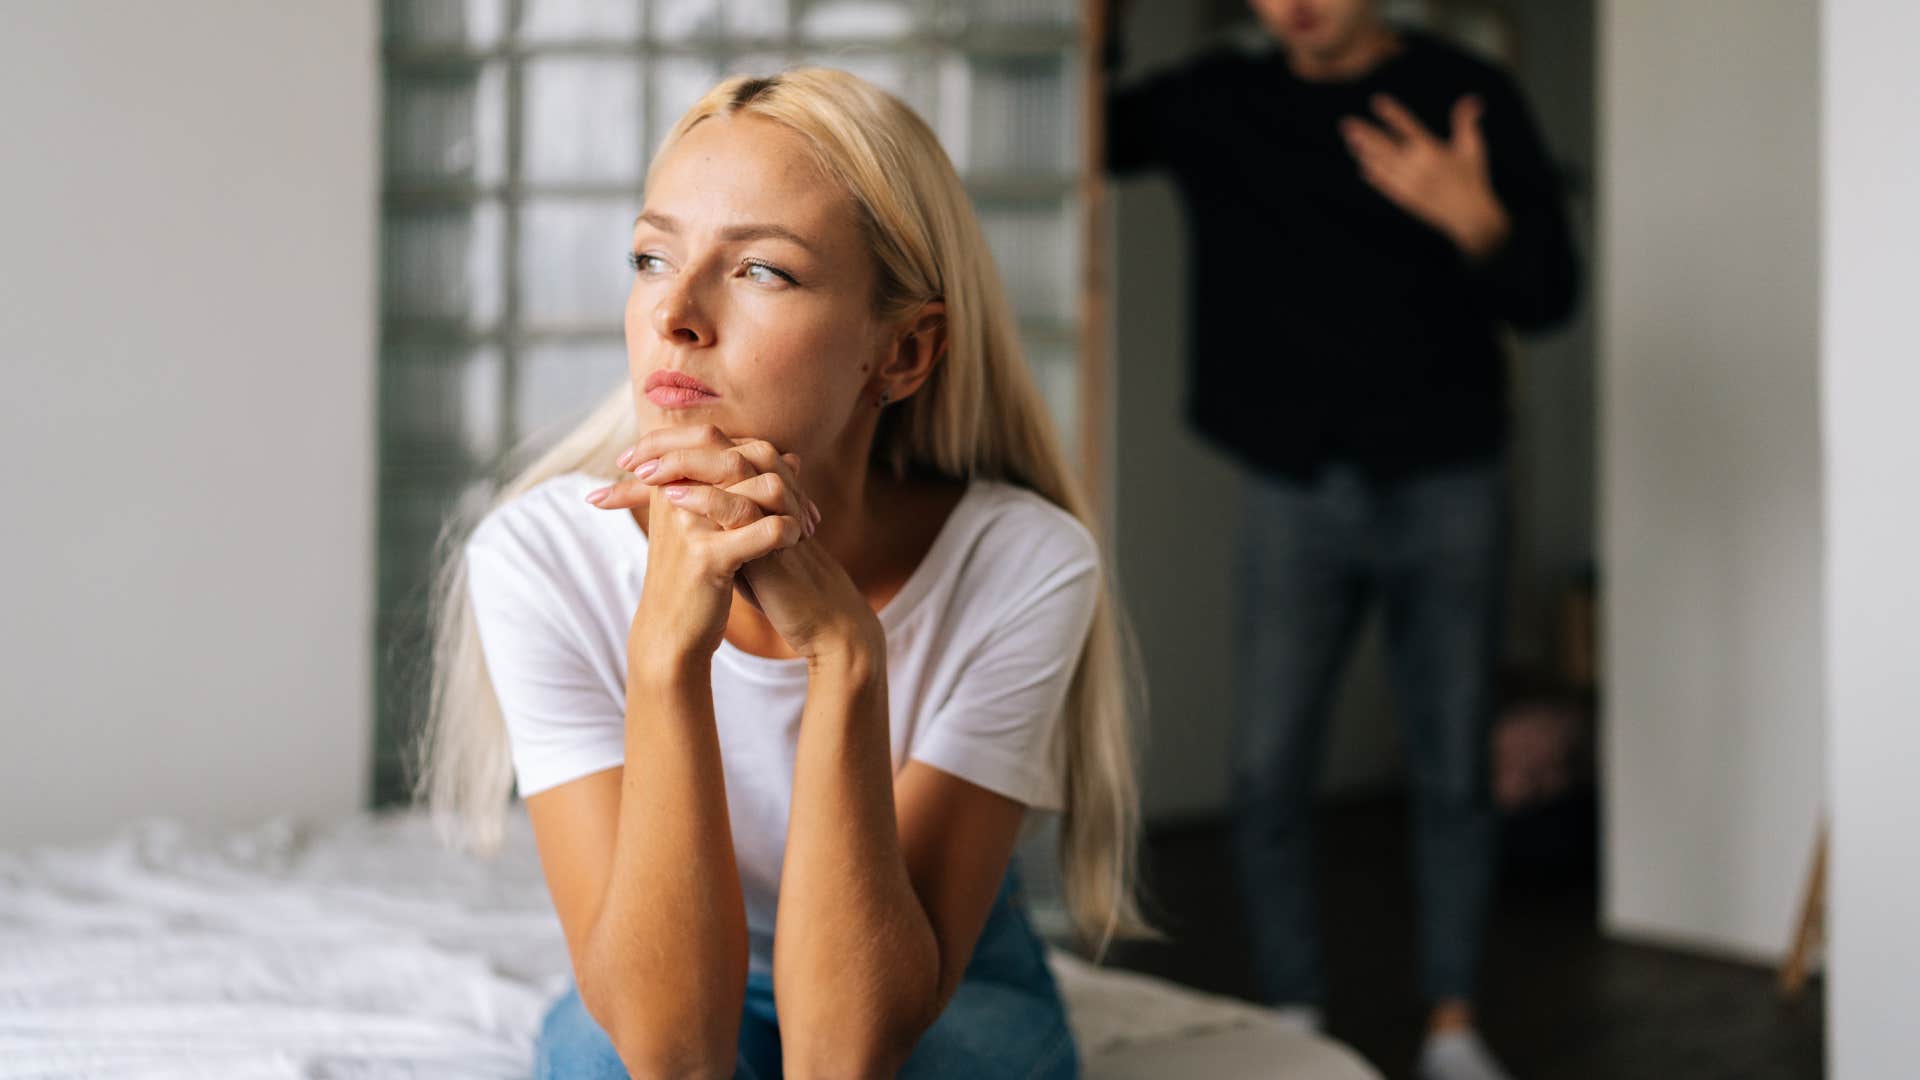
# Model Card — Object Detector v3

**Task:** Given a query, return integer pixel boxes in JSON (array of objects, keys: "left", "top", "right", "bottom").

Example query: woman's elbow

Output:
[
  {"left": 786, "top": 991, "right": 939, "bottom": 1079},
  {"left": 788, "top": 1025, "right": 921, "bottom": 1080},
  {"left": 614, "top": 1038, "right": 737, "bottom": 1080},
  {"left": 580, "top": 979, "right": 740, "bottom": 1079},
  {"left": 606, "top": 1012, "right": 739, "bottom": 1080}
]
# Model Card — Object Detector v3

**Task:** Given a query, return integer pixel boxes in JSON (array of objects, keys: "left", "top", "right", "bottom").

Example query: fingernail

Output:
[
  {"left": 809, "top": 501, "right": 821, "bottom": 525},
  {"left": 616, "top": 447, "right": 635, "bottom": 469},
  {"left": 663, "top": 485, "right": 686, "bottom": 502},
  {"left": 585, "top": 488, "right": 609, "bottom": 505},
  {"left": 636, "top": 459, "right": 659, "bottom": 479}
]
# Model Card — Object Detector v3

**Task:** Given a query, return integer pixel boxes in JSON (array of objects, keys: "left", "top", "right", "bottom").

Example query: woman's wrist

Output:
[
  {"left": 627, "top": 633, "right": 713, "bottom": 691},
  {"left": 803, "top": 620, "right": 884, "bottom": 682}
]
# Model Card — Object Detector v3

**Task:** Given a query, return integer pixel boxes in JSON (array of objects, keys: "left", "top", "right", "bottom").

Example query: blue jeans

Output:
[
  {"left": 533, "top": 862, "right": 1079, "bottom": 1078},
  {"left": 1230, "top": 457, "right": 1506, "bottom": 1006}
]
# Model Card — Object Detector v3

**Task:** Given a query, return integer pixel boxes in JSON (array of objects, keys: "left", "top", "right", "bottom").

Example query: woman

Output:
[{"left": 417, "top": 68, "right": 1156, "bottom": 1078}]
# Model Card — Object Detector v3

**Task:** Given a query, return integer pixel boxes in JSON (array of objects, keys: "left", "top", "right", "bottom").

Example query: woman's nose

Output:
[{"left": 651, "top": 282, "right": 712, "bottom": 346}]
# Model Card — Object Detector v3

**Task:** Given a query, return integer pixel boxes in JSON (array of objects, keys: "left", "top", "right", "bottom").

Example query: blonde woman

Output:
[{"left": 417, "top": 68, "right": 1156, "bottom": 1078}]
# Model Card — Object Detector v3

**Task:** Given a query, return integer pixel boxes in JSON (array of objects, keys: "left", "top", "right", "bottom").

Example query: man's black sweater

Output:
[{"left": 1106, "top": 26, "right": 1580, "bottom": 485}]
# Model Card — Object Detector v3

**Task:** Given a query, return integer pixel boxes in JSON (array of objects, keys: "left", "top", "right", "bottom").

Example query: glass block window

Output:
[{"left": 376, "top": 0, "right": 1088, "bottom": 805}]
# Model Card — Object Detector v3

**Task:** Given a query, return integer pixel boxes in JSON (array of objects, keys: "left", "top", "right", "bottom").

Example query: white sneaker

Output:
[{"left": 1417, "top": 1028, "right": 1515, "bottom": 1080}]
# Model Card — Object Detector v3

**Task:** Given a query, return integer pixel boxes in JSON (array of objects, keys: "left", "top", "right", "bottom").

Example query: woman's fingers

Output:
[
  {"left": 733, "top": 434, "right": 801, "bottom": 470},
  {"left": 609, "top": 427, "right": 819, "bottom": 529},
  {"left": 595, "top": 470, "right": 818, "bottom": 534},
  {"left": 701, "top": 512, "right": 807, "bottom": 571},
  {"left": 660, "top": 478, "right": 802, "bottom": 534},
  {"left": 615, "top": 423, "right": 735, "bottom": 474},
  {"left": 638, "top": 445, "right": 820, "bottom": 526},
  {"left": 583, "top": 476, "right": 652, "bottom": 509},
  {"left": 642, "top": 445, "right": 761, "bottom": 488},
  {"left": 723, "top": 438, "right": 800, "bottom": 493},
  {"left": 660, "top": 484, "right": 759, "bottom": 530},
  {"left": 724, "top": 471, "right": 813, "bottom": 531},
  {"left": 705, "top": 438, "right": 820, "bottom": 527},
  {"left": 659, "top": 477, "right": 814, "bottom": 538},
  {"left": 611, "top": 425, "right": 804, "bottom": 479}
]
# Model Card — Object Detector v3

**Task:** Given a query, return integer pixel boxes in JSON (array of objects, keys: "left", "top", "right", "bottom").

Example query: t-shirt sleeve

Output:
[
  {"left": 907, "top": 518, "right": 1101, "bottom": 812},
  {"left": 464, "top": 525, "right": 627, "bottom": 799}
]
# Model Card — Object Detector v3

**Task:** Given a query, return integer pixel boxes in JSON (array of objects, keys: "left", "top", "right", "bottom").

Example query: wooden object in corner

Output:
[{"left": 1778, "top": 820, "right": 1827, "bottom": 1001}]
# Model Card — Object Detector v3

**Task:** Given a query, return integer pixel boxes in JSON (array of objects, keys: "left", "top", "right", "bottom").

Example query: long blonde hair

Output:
[{"left": 412, "top": 67, "right": 1160, "bottom": 957}]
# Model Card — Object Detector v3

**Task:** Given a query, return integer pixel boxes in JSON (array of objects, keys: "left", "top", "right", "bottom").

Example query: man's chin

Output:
[{"left": 1303, "top": 32, "right": 1359, "bottom": 61}]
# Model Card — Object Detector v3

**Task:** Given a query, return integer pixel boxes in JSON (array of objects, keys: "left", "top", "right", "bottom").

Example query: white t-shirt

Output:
[{"left": 463, "top": 469, "right": 1100, "bottom": 974}]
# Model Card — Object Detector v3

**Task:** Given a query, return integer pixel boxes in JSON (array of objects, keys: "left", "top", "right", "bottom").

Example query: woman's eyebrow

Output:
[{"left": 634, "top": 210, "right": 817, "bottom": 255}]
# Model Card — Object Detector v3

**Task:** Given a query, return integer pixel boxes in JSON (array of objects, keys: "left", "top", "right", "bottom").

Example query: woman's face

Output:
[{"left": 625, "top": 112, "right": 887, "bottom": 468}]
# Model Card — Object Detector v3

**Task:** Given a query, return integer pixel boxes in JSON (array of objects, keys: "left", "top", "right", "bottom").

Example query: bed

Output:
[{"left": 0, "top": 806, "right": 1380, "bottom": 1079}]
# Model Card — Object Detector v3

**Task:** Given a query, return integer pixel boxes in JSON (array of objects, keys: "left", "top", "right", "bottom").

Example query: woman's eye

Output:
[
  {"left": 743, "top": 261, "right": 794, "bottom": 286},
  {"left": 627, "top": 251, "right": 667, "bottom": 274}
]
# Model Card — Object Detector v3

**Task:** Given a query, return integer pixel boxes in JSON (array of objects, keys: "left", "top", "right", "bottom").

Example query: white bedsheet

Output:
[{"left": 0, "top": 808, "right": 1378, "bottom": 1079}]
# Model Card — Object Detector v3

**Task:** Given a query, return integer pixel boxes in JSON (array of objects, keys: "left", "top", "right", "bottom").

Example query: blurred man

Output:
[{"left": 1104, "top": 1, "right": 1579, "bottom": 1078}]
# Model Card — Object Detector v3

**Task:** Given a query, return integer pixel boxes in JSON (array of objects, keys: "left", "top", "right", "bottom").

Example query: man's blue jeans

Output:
[
  {"left": 1230, "top": 455, "right": 1507, "bottom": 1007},
  {"left": 533, "top": 861, "right": 1079, "bottom": 1078}
]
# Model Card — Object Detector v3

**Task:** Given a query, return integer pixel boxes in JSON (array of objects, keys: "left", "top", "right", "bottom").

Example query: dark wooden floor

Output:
[{"left": 1099, "top": 794, "right": 1825, "bottom": 1080}]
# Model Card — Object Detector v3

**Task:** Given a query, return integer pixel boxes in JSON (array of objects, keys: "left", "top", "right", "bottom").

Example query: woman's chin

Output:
[{"left": 639, "top": 399, "right": 726, "bottom": 425}]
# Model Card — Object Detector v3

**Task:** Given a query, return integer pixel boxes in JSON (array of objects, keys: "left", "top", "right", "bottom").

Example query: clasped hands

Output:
[{"left": 584, "top": 424, "right": 881, "bottom": 665}]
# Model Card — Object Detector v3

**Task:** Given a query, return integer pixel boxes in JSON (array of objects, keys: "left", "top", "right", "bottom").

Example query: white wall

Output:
[
  {"left": 1823, "top": 1, "right": 1920, "bottom": 1073},
  {"left": 0, "top": 3, "right": 378, "bottom": 847},
  {"left": 1598, "top": 0, "right": 1826, "bottom": 960}
]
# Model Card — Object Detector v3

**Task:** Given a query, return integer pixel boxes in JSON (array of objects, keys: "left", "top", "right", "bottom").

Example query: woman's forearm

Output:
[
  {"left": 773, "top": 641, "right": 942, "bottom": 1077},
  {"left": 583, "top": 648, "right": 749, "bottom": 1076}
]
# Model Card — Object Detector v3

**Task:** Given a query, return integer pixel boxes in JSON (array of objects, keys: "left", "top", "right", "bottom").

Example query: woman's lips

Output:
[
  {"left": 643, "top": 369, "right": 719, "bottom": 408},
  {"left": 646, "top": 385, "right": 719, "bottom": 408}
]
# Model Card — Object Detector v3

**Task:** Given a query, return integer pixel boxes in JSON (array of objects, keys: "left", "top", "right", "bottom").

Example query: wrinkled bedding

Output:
[{"left": 0, "top": 808, "right": 1378, "bottom": 1079}]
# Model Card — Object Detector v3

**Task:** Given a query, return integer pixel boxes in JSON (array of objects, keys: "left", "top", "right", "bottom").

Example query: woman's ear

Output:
[{"left": 876, "top": 299, "right": 948, "bottom": 402}]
